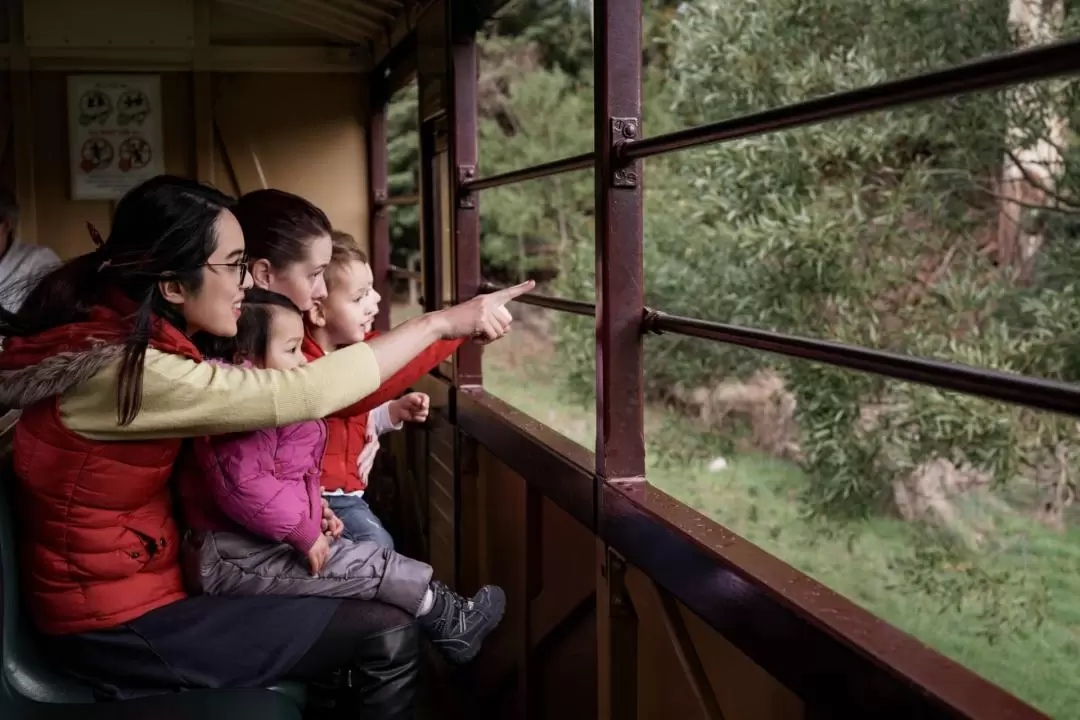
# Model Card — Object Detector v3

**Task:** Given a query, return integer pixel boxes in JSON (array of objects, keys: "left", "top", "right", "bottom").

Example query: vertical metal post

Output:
[
  {"left": 595, "top": 0, "right": 645, "bottom": 717},
  {"left": 451, "top": 36, "right": 483, "bottom": 387},
  {"left": 369, "top": 89, "right": 392, "bottom": 333},
  {"left": 594, "top": 0, "right": 645, "bottom": 482},
  {"left": 419, "top": 122, "right": 443, "bottom": 314},
  {"left": 597, "top": 544, "right": 639, "bottom": 720}
]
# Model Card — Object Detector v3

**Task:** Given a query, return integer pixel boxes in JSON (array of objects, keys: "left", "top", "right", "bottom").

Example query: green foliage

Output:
[
  {"left": 387, "top": 85, "right": 420, "bottom": 267},
  {"left": 538, "top": 0, "right": 1080, "bottom": 523},
  {"left": 477, "top": 59, "right": 593, "bottom": 280},
  {"left": 474, "top": 0, "right": 1080, "bottom": 527}
]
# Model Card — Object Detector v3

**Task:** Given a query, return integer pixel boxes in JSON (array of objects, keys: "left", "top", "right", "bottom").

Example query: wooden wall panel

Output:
[
  {"left": 27, "top": 71, "right": 195, "bottom": 257},
  {"left": 473, "top": 449, "right": 528, "bottom": 692},
  {"left": 626, "top": 565, "right": 803, "bottom": 720},
  {"left": 213, "top": 72, "right": 369, "bottom": 249},
  {"left": 0, "top": 74, "right": 13, "bottom": 193},
  {"left": 8, "top": 68, "right": 368, "bottom": 257},
  {"left": 440, "top": 435, "right": 804, "bottom": 719},
  {"left": 427, "top": 415, "right": 456, "bottom": 584}
]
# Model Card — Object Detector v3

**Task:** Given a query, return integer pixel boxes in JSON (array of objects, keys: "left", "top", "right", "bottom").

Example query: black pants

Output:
[
  {"left": 48, "top": 596, "right": 420, "bottom": 720},
  {"left": 288, "top": 600, "right": 421, "bottom": 719}
]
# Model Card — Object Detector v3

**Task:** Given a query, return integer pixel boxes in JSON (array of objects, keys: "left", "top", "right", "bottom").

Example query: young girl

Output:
[
  {"left": 305, "top": 231, "right": 463, "bottom": 548},
  {"left": 180, "top": 288, "right": 505, "bottom": 666}
]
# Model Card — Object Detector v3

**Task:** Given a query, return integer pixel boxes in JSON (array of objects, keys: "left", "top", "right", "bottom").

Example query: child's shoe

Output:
[{"left": 419, "top": 581, "right": 506, "bottom": 664}]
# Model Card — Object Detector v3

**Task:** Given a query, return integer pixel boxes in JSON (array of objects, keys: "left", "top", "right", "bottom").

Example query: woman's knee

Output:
[
  {"left": 334, "top": 600, "right": 418, "bottom": 666},
  {"left": 349, "top": 614, "right": 419, "bottom": 670}
]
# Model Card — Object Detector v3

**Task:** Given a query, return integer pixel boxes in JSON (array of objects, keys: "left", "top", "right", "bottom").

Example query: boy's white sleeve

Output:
[{"left": 369, "top": 401, "right": 404, "bottom": 436}]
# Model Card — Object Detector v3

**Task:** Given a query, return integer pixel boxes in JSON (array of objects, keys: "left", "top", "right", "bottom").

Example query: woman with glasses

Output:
[{"left": 0, "top": 175, "right": 532, "bottom": 719}]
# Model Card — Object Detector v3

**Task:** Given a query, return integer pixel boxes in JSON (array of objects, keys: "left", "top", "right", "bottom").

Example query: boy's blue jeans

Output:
[{"left": 326, "top": 494, "right": 395, "bottom": 551}]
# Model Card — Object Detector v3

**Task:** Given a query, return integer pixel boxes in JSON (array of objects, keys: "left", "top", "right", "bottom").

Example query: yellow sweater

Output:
[{"left": 60, "top": 342, "right": 381, "bottom": 441}]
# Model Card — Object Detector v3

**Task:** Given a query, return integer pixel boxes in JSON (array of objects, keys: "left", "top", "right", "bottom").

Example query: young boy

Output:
[{"left": 304, "top": 231, "right": 464, "bottom": 549}]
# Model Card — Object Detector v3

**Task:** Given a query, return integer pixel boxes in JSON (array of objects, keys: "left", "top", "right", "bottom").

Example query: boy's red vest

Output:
[
  {"left": 0, "top": 294, "right": 200, "bottom": 635},
  {"left": 302, "top": 332, "right": 463, "bottom": 494}
]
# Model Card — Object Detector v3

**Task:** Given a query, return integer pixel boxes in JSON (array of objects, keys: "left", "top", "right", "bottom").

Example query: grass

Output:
[{"left": 481, "top": 344, "right": 1080, "bottom": 719}]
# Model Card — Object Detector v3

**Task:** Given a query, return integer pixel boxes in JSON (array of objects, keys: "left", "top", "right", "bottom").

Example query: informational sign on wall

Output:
[{"left": 67, "top": 75, "right": 164, "bottom": 200}]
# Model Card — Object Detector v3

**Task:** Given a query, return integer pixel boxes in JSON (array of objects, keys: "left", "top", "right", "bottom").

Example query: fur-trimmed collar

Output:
[{"left": 0, "top": 344, "right": 123, "bottom": 409}]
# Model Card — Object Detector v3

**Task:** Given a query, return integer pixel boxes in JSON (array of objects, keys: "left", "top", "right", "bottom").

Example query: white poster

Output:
[{"left": 68, "top": 75, "right": 164, "bottom": 200}]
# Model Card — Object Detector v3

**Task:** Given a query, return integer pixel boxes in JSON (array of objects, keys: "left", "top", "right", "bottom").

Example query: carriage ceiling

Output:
[{"left": 0, "top": 0, "right": 429, "bottom": 72}]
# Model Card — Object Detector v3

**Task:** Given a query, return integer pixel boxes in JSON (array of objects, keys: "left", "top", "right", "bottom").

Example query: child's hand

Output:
[
  {"left": 319, "top": 497, "right": 331, "bottom": 534},
  {"left": 390, "top": 392, "right": 430, "bottom": 425},
  {"left": 307, "top": 535, "right": 331, "bottom": 576},
  {"left": 318, "top": 497, "right": 344, "bottom": 539},
  {"left": 356, "top": 429, "right": 379, "bottom": 482},
  {"left": 327, "top": 511, "right": 344, "bottom": 540}
]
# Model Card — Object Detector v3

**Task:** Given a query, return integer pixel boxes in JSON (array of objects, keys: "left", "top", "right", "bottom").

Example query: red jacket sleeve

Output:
[{"left": 331, "top": 336, "right": 465, "bottom": 419}]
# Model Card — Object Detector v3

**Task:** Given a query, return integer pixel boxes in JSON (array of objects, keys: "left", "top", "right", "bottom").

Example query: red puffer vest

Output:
[
  {"left": 0, "top": 293, "right": 200, "bottom": 635},
  {"left": 302, "top": 331, "right": 463, "bottom": 494}
]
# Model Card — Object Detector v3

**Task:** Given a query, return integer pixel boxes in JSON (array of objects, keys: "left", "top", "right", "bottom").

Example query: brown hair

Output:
[
  {"left": 325, "top": 230, "right": 368, "bottom": 292},
  {"left": 231, "top": 189, "right": 331, "bottom": 270}
]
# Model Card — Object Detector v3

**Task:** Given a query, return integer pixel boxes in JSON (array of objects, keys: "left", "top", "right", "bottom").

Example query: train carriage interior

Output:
[{"left": 1, "top": 0, "right": 1080, "bottom": 718}]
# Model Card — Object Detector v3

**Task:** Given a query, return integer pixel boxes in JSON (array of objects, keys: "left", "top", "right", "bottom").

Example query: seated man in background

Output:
[{"left": 0, "top": 187, "right": 60, "bottom": 314}]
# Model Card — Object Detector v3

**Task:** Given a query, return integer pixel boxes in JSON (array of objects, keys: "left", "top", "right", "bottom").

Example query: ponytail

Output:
[
  {"left": 0, "top": 251, "right": 103, "bottom": 338},
  {"left": 0, "top": 175, "right": 236, "bottom": 427}
]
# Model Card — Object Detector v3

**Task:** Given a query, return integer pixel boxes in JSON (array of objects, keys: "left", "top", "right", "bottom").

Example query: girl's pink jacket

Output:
[{"left": 177, "top": 361, "right": 327, "bottom": 554}]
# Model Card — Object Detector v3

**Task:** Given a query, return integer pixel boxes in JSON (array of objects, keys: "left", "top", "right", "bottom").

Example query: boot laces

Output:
[{"left": 435, "top": 581, "right": 475, "bottom": 632}]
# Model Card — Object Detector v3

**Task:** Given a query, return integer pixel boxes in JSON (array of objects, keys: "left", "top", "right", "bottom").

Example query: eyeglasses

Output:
[{"left": 205, "top": 260, "right": 249, "bottom": 285}]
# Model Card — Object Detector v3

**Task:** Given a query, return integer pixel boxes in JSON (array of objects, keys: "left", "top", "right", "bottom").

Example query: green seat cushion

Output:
[
  {"left": 265, "top": 681, "right": 307, "bottom": 707},
  {"left": 13, "top": 688, "right": 302, "bottom": 720}
]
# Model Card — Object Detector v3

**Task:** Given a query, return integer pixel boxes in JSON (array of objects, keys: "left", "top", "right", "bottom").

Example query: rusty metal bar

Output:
[
  {"left": 389, "top": 264, "right": 422, "bottom": 280},
  {"left": 645, "top": 309, "right": 1080, "bottom": 418},
  {"left": 477, "top": 276, "right": 1080, "bottom": 417},
  {"left": 462, "top": 151, "right": 594, "bottom": 193},
  {"left": 452, "top": 36, "right": 483, "bottom": 387},
  {"left": 368, "top": 94, "right": 392, "bottom": 334},
  {"left": 594, "top": 0, "right": 645, "bottom": 484},
  {"left": 379, "top": 194, "right": 419, "bottom": 207},
  {"left": 620, "top": 38, "right": 1080, "bottom": 162},
  {"left": 599, "top": 547, "right": 639, "bottom": 720},
  {"left": 478, "top": 281, "right": 595, "bottom": 317}
]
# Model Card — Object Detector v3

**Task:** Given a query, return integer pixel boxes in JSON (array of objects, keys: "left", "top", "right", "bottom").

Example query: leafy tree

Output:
[
  {"left": 386, "top": 85, "right": 420, "bottom": 269},
  {"left": 551, "top": 0, "right": 1080, "bottom": 521}
]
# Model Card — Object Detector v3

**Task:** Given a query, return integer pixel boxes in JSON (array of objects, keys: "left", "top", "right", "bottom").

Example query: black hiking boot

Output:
[{"left": 419, "top": 581, "right": 506, "bottom": 665}]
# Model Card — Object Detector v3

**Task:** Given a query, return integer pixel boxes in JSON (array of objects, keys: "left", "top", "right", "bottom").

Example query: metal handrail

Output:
[
  {"left": 644, "top": 310, "right": 1080, "bottom": 418},
  {"left": 476, "top": 280, "right": 1080, "bottom": 417},
  {"left": 477, "top": 281, "right": 595, "bottom": 317},
  {"left": 620, "top": 38, "right": 1080, "bottom": 161},
  {"left": 379, "top": 194, "right": 419, "bottom": 207},
  {"left": 389, "top": 264, "right": 422, "bottom": 280},
  {"left": 458, "top": 39, "right": 1080, "bottom": 196},
  {"left": 462, "top": 151, "right": 594, "bottom": 193}
]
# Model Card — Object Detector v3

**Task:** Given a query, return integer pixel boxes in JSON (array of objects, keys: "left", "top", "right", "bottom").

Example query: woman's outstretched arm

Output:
[{"left": 60, "top": 281, "right": 535, "bottom": 441}]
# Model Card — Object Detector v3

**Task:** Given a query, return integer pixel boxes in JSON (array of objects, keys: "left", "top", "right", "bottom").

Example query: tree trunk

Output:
[{"left": 996, "top": 0, "right": 1067, "bottom": 278}]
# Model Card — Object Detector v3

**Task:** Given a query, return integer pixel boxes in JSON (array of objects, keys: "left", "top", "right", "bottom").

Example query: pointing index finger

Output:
[{"left": 491, "top": 279, "right": 536, "bottom": 303}]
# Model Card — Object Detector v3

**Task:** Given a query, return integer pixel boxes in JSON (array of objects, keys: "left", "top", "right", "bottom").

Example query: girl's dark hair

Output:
[
  {"left": 197, "top": 288, "right": 301, "bottom": 364},
  {"left": 0, "top": 175, "right": 235, "bottom": 425},
  {"left": 231, "top": 189, "right": 331, "bottom": 270}
]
